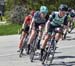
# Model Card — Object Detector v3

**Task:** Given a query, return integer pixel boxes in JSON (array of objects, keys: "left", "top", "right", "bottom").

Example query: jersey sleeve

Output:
[
  {"left": 24, "top": 15, "right": 32, "bottom": 25},
  {"left": 49, "top": 12, "right": 56, "bottom": 21},
  {"left": 63, "top": 16, "right": 68, "bottom": 26},
  {"left": 33, "top": 11, "right": 40, "bottom": 19}
]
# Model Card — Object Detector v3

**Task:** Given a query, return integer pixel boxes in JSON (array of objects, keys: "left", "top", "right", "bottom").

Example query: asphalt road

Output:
[{"left": 0, "top": 29, "right": 75, "bottom": 66}]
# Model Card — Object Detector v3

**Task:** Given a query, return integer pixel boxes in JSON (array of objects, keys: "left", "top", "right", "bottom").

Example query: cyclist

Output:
[
  {"left": 68, "top": 8, "right": 75, "bottom": 33},
  {"left": 27, "top": 6, "right": 48, "bottom": 54},
  {"left": 17, "top": 10, "right": 35, "bottom": 52},
  {"left": 40, "top": 4, "right": 68, "bottom": 60},
  {"left": 60, "top": 8, "right": 71, "bottom": 40}
]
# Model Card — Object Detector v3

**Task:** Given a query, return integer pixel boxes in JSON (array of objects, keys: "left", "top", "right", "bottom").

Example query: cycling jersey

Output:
[
  {"left": 48, "top": 11, "right": 68, "bottom": 35},
  {"left": 33, "top": 11, "right": 46, "bottom": 24},
  {"left": 32, "top": 11, "right": 47, "bottom": 29},
  {"left": 24, "top": 15, "right": 32, "bottom": 25},
  {"left": 49, "top": 12, "right": 68, "bottom": 27},
  {"left": 21, "top": 15, "right": 32, "bottom": 32},
  {"left": 70, "top": 12, "right": 75, "bottom": 18}
]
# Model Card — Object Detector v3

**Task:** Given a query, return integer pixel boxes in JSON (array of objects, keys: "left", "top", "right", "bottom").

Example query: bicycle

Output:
[
  {"left": 62, "top": 27, "right": 67, "bottom": 40},
  {"left": 29, "top": 29, "right": 40, "bottom": 62},
  {"left": 68, "top": 18, "right": 75, "bottom": 33},
  {"left": 42, "top": 27, "right": 62, "bottom": 65}
]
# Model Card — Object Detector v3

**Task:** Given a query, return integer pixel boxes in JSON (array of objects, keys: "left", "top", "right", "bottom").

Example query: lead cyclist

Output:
[{"left": 40, "top": 4, "right": 68, "bottom": 60}]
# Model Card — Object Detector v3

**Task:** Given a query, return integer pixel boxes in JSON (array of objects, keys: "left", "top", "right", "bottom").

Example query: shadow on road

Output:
[
  {"left": 42, "top": 56, "right": 75, "bottom": 66},
  {"left": 69, "top": 32, "right": 75, "bottom": 34},
  {"left": 55, "top": 55, "right": 75, "bottom": 59},
  {"left": 66, "top": 36, "right": 71, "bottom": 38},
  {"left": 50, "top": 55, "right": 75, "bottom": 66},
  {"left": 66, "top": 37, "right": 75, "bottom": 41},
  {"left": 33, "top": 51, "right": 62, "bottom": 61},
  {"left": 49, "top": 61, "right": 75, "bottom": 66}
]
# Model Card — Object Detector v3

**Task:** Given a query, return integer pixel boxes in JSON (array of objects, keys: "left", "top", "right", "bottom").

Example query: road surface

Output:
[{"left": 0, "top": 29, "right": 75, "bottom": 66}]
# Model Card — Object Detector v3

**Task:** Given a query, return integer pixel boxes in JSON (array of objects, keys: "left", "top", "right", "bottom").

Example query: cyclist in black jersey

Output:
[{"left": 27, "top": 6, "right": 49, "bottom": 54}]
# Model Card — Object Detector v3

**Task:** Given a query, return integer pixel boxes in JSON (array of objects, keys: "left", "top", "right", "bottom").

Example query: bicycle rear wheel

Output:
[
  {"left": 49, "top": 40, "right": 56, "bottom": 65},
  {"left": 42, "top": 51, "right": 47, "bottom": 64},
  {"left": 30, "top": 40, "right": 36, "bottom": 62},
  {"left": 30, "top": 47, "right": 35, "bottom": 62}
]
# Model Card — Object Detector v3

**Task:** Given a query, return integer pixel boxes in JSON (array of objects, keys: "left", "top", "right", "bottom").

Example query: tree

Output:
[{"left": 5, "top": 0, "right": 75, "bottom": 24}]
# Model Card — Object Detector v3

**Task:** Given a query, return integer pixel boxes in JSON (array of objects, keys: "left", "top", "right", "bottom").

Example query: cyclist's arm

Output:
[
  {"left": 49, "top": 12, "right": 55, "bottom": 22},
  {"left": 44, "top": 12, "right": 55, "bottom": 33},
  {"left": 63, "top": 16, "right": 68, "bottom": 28},
  {"left": 29, "top": 11, "right": 39, "bottom": 30},
  {"left": 22, "top": 17, "right": 26, "bottom": 29},
  {"left": 44, "top": 20, "right": 50, "bottom": 33},
  {"left": 29, "top": 18, "right": 35, "bottom": 32}
]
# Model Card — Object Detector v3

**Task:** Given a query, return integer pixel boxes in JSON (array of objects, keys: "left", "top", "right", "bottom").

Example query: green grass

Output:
[{"left": 0, "top": 23, "right": 22, "bottom": 35}]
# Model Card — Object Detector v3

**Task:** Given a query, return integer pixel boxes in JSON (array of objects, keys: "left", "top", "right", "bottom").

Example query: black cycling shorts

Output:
[
  {"left": 48, "top": 24, "right": 63, "bottom": 35},
  {"left": 33, "top": 22, "right": 45, "bottom": 30},
  {"left": 22, "top": 24, "right": 29, "bottom": 33}
]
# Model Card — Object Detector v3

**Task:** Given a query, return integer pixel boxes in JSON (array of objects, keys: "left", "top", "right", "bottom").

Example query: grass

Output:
[
  {"left": 0, "top": 23, "right": 22, "bottom": 36},
  {"left": 0, "top": 21, "right": 75, "bottom": 36}
]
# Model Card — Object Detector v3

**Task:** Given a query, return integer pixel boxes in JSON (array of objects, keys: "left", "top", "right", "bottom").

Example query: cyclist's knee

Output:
[
  {"left": 55, "top": 33, "right": 61, "bottom": 40},
  {"left": 28, "top": 30, "right": 36, "bottom": 42},
  {"left": 31, "top": 30, "right": 36, "bottom": 36},
  {"left": 45, "top": 34, "right": 50, "bottom": 40},
  {"left": 41, "top": 35, "right": 49, "bottom": 48}
]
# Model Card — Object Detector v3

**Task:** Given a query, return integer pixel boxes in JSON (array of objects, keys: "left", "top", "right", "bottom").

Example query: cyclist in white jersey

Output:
[{"left": 40, "top": 4, "right": 68, "bottom": 60}]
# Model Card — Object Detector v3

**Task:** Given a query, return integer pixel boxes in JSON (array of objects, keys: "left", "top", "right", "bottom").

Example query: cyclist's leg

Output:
[
  {"left": 72, "top": 17, "right": 75, "bottom": 29},
  {"left": 55, "top": 33, "right": 61, "bottom": 43},
  {"left": 63, "top": 25, "right": 68, "bottom": 39},
  {"left": 38, "top": 25, "right": 43, "bottom": 39},
  {"left": 40, "top": 34, "right": 51, "bottom": 60},
  {"left": 17, "top": 24, "right": 29, "bottom": 52},
  {"left": 27, "top": 29, "right": 36, "bottom": 44},
  {"left": 17, "top": 31, "right": 27, "bottom": 52},
  {"left": 55, "top": 27, "right": 63, "bottom": 43},
  {"left": 37, "top": 25, "right": 44, "bottom": 49},
  {"left": 40, "top": 24, "right": 52, "bottom": 60},
  {"left": 41, "top": 23, "right": 54, "bottom": 49},
  {"left": 41, "top": 34, "right": 51, "bottom": 48},
  {"left": 27, "top": 29, "right": 36, "bottom": 54},
  {"left": 71, "top": 18, "right": 73, "bottom": 28}
]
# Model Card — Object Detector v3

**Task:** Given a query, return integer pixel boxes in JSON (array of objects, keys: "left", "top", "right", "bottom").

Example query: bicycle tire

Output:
[
  {"left": 30, "top": 40, "right": 36, "bottom": 62},
  {"left": 49, "top": 40, "right": 56, "bottom": 65},
  {"left": 42, "top": 51, "right": 47, "bottom": 64}
]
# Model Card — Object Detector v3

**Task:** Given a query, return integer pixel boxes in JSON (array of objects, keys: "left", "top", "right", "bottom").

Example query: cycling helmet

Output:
[
  {"left": 68, "top": 8, "right": 72, "bottom": 12},
  {"left": 59, "top": 4, "right": 68, "bottom": 11},
  {"left": 40, "top": 6, "right": 48, "bottom": 14}
]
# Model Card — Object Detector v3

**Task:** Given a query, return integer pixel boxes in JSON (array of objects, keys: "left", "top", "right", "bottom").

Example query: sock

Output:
[
  {"left": 56, "top": 40, "right": 58, "bottom": 43},
  {"left": 27, "top": 44, "right": 30, "bottom": 50},
  {"left": 41, "top": 48, "right": 45, "bottom": 57},
  {"left": 37, "top": 39, "right": 40, "bottom": 49}
]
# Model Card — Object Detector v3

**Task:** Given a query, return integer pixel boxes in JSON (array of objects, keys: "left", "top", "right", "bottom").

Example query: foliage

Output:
[
  {"left": 0, "top": 23, "right": 21, "bottom": 35},
  {"left": 5, "top": 0, "right": 75, "bottom": 24}
]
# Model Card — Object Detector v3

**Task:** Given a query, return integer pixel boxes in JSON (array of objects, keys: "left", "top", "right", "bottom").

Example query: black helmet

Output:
[
  {"left": 59, "top": 4, "right": 68, "bottom": 11},
  {"left": 68, "top": 8, "right": 72, "bottom": 12}
]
